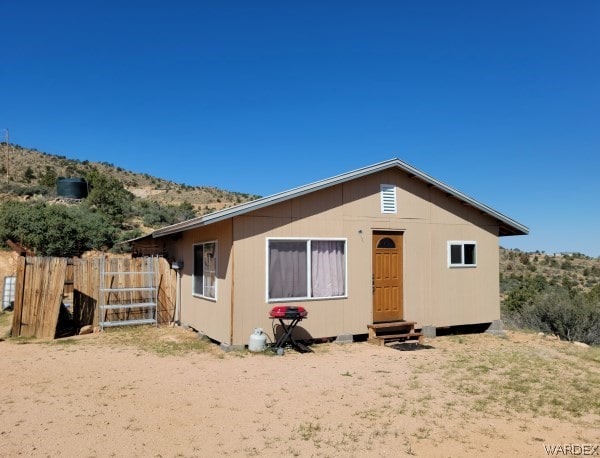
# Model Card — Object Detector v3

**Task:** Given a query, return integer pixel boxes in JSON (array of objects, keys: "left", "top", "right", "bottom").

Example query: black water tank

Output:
[{"left": 57, "top": 178, "right": 88, "bottom": 199}]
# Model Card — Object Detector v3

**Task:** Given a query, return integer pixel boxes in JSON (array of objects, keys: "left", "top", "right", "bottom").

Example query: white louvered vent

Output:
[{"left": 380, "top": 184, "right": 397, "bottom": 214}]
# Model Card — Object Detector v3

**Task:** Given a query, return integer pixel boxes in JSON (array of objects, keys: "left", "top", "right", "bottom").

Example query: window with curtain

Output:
[
  {"left": 268, "top": 239, "right": 346, "bottom": 300},
  {"left": 194, "top": 241, "right": 217, "bottom": 299}
]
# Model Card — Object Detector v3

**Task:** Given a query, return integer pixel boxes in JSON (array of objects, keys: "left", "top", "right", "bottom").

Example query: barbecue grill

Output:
[
  {"left": 269, "top": 305, "right": 312, "bottom": 355},
  {"left": 269, "top": 305, "right": 308, "bottom": 319}
]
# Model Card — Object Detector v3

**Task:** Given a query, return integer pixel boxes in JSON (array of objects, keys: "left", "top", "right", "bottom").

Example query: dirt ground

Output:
[{"left": 0, "top": 325, "right": 598, "bottom": 457}]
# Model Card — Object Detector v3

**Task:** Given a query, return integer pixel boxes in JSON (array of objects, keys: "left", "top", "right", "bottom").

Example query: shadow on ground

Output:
[{"left": 387, "top": 343, "right": 435, "bottom": 351}]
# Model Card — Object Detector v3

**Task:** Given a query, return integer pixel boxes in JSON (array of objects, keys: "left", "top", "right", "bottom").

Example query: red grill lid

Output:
[{"left": 269, "top": 305, "right": 307, "bottom": 318}]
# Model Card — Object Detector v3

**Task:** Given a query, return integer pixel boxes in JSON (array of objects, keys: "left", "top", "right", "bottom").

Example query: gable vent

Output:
[{"left": 380, "top": 184, "right": 397, "bottom": 214}]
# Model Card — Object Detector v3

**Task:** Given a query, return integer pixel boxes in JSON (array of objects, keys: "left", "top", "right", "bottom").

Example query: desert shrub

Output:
[
  {"left": 65, "top": 165, "right": 78, "bottom": 176},
  {"left": 562, "top": 259, "right": 573, "bottom": 270},
  {"left": 519, "top": 253, "right": 530, "bottom": 265},
  {"left": 502, "top": 275, "right": 548, "bottom": 312},
  {"left": 518, "top": 288, "right": 599, "bottom": 345},
  {"left": 562, "top": 275, "right": 578, "bottom": 293},
  {"left": 588, "top": 284, "right": 600, "bottom": 303},
  {"left": 500, "top": 275, "right": 522, "bottom": 295},
  {"left": 135, "top": 200, "right": 196, "bottom": 228},
  {"left": 138, "top": 201, "right": 172, "bottom": 227},
  {"left": 503, "top": 280, "right": 600, "bottom": 345},
  {"left": 0, "top": 182, "right": 52, "bottom": 196},
  {"left": 23, "top": 166, "right": 35, "bottom": 182}
]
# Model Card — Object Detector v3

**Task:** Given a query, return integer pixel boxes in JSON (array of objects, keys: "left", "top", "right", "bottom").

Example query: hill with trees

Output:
[{"left": 0, "top": 143, "right": 259, "bottom": 255}]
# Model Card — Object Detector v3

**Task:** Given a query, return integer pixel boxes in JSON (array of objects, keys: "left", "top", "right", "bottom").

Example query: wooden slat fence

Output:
[
  {"left": 11, "top": 255, "right": 176, "bottom": 338},
  {"left": 11, "top": 257, "right": 67, "bottom": 338},
  {"left": 156, "top": 258, "right": 177, "bottom": 324},
  {"left": 72, "top": 257, "right": 101, "bottom": 328}
]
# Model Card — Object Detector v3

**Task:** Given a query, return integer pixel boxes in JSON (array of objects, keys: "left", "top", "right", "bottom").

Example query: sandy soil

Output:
[{"left": 0, "top": 328, "right": 598, "bottom": 457}]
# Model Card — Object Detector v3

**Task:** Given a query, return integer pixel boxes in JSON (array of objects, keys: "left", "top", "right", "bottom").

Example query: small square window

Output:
[{"left": 448, "top": 241, "right": 477, "bottom": 267}]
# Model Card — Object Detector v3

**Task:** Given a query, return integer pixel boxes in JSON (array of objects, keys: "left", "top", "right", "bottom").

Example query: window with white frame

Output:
[
  {"left": 448, "top": 241, "right": 477, "bottom": 267},
  {"left": 380, "top": 184, "right": 397, "bottom": 214},
  {"left": 268, "top": 239, "right": 347, "bottom": 301},
  {"left": 193, "top": 242, "right": 217, "bottom": 299}
]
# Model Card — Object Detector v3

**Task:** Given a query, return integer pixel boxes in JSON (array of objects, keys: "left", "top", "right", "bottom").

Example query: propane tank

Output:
[{"left": 248, "top": 328, "right": 267, "bottom": 352}]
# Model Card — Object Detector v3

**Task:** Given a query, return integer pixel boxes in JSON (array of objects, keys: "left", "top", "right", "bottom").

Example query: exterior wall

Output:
[
  {"left": 169, "top": 168, "right": 501, "bottom": 346},
  {"left": 167, "top": 219, "right": 233, "bottom": 345},
  {"left": 228, "top": 169, "right": 500, "bottom": 345},
  {"left": 428, "top": 186, "right": 500, "bottom": 326},
  {"left": 232, "top": 194, "right": 351, "bottom": 346}
]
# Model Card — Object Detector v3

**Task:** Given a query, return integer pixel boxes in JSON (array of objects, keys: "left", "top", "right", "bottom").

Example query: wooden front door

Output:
[{"left": 372, "top": 232, "right": 403, "bottom": 323}]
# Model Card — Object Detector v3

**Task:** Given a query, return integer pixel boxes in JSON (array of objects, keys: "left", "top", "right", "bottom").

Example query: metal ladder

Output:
[{"left": 98, "top": 256, "right": 158, "bottom": 329}]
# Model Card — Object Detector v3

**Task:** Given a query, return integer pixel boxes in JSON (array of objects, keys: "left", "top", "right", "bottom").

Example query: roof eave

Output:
[{"left": 151, "top": 158, "right": 529, "bottom": 238}]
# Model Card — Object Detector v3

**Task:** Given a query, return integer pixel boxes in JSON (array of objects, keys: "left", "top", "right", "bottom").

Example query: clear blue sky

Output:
[{"left": 1, "top": 1, "right": 599, "bottom": 256}]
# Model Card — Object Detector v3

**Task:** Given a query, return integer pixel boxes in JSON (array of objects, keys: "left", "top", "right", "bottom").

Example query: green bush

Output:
[
  {"left": 0, "top": 182, "right": 52, "bottom": 197},
  {"left": 520, "top": 288, "right": 599, "bottom": 345},
  {"left": 135, "top": 200, "right": 197, "bottom": 228},
  {"left": 502, "top": 280, "right": 600, "bottom": 345},
  {"left": 0, "top": 201, "right": 116, "bottom": 256},
  {"left": 502, "top": 275, "right": 548, "bottom": 312}
]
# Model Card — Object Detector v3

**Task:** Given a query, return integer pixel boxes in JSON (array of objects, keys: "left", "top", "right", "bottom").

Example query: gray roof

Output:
[{"left": 152, "top": 158, "right": 528, "bottom": 238}]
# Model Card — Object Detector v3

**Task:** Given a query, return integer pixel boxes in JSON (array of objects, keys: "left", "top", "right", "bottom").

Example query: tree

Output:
[
  {"left": 84, "top": 170, "right": 133, "bottom": 226},
  {"left": 39, "top": 166, "right": 58, "bottom": 188},
  {"left": 23, "top": 166, "right": 35, "bottom": 183}
]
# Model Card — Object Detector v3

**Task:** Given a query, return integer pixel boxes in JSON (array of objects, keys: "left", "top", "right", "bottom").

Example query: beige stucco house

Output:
[{"left": 137, "top": 158, "right": 528, "bottom": 348}]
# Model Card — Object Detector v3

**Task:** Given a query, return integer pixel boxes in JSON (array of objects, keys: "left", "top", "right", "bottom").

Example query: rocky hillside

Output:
[
  {"left": 0, "top": 143, "right": 260, "bottom": 213},
  {"left": 500, "top": 247, "right": 600, "bottom": 294}
]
